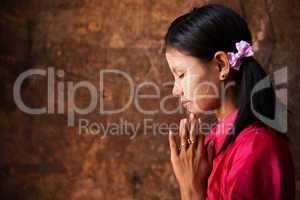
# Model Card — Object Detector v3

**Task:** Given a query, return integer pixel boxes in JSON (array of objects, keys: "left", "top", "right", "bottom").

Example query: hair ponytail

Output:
[{"left": 219, "top": 57, "right": 281, "bottom": 153}]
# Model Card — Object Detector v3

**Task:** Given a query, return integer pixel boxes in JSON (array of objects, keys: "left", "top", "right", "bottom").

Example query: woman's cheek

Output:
[
  {"left": 183, "top": 75, "right": 202, "bottom": 99},
  {"left": 191, "top": 82, "right": 220, "bottom": 113}
]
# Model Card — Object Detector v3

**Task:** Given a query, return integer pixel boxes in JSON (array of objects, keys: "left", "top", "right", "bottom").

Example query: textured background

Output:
[{"left": 0, "top": 0, "right": 299, "bottom": 199}]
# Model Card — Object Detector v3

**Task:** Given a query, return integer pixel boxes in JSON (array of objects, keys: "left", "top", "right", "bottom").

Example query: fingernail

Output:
[{"left": 189, "top": 113, "right": 194, "bottom": 120}]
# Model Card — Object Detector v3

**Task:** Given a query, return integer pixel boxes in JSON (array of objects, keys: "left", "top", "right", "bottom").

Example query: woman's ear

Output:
[{"left": 214, "top": 51, "right": 230, "bottom": 81}]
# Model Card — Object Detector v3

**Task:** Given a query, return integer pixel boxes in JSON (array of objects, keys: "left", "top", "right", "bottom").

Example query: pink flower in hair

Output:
[{"left": 227, "top": 40, "right": 254, "bottom": 70}]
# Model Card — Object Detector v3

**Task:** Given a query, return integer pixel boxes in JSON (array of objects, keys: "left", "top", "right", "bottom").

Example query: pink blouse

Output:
[{"left": 204, "top": 110, "right": 295, "bottom": 199}]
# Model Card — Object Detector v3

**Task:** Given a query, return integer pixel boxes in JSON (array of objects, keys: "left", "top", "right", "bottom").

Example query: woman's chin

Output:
[{"left": 187, "top": 105, "right": 218, "bottom": 115}]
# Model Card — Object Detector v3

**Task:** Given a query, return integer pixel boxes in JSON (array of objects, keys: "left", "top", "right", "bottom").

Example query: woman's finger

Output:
[
  {"left": 197, "top": 118, "right": 205, "bottom": 155},
  {"left": 189, "top": 113, "right": 198, "bottom": 151},
  {"left": 179, "top": 118, "right": 188, "bottom": 151},
  {"left": 169, "top": 130, "right": 179, "bottom": 161},
  {"left": 207, "top": 140, "right": 215, "bottom": 167}
]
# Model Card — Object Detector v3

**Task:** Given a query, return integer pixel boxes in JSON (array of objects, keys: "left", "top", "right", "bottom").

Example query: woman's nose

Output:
[{"left": 172, "top": 81, "right": 183, "bottom": 97}]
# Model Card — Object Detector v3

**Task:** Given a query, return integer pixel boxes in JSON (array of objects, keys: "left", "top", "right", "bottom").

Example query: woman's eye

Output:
[{"left": 179, "top": 73, "right": 184, "bottom": 78}]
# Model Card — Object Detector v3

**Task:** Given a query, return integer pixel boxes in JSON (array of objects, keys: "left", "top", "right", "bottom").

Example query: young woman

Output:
[{"left": 164, "top": 4, "right": 295, "bottom": 200}]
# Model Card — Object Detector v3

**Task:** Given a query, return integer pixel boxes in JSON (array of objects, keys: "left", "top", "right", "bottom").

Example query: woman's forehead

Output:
[{"left": 166, "top": 49, "right": 199, "bottom": 69}]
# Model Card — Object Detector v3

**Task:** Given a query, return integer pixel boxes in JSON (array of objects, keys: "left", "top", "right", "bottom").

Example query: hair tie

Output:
[{"left": 227, "top": 40, "right": 254, "bottom": 70}]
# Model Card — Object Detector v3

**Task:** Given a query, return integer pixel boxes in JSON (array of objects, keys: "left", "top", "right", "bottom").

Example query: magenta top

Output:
[{"left": 204, "top": 109, "right": 295, "bottom": 199}]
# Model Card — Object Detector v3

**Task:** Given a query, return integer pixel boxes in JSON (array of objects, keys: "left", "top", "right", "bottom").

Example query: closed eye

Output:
[{"left": 179, "top": 73, "right": 184, "bottom": 78}]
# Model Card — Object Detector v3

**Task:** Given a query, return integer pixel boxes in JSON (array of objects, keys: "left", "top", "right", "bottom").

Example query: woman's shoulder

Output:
[
  {"left": 239, "top": 122, "right": 288, "bottom": 146},
  {"left": 233, "top": 121, "right": 291, "bottom": 161}
]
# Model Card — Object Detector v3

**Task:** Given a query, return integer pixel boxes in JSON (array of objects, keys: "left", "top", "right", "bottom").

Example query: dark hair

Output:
[{"left": 164, "top": 4, "right": 287, "bottom": 153}]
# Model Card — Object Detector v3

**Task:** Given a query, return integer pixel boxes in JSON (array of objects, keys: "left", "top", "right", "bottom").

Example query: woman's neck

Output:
[
  {"left": 215, "top": 101, "right": 238, "bottom": 122},
  {"left": 215, "top": 86, "right": 239, "bottom": 121}
]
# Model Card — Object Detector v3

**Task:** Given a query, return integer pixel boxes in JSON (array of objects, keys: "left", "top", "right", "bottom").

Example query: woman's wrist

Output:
[{"left": 180, "top": 184, "right": 206, "bottom": 200}]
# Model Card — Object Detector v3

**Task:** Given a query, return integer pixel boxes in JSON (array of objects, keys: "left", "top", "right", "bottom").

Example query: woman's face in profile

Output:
[{"left": 165, "top": 48, "right": 222, "bottom": 114}]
